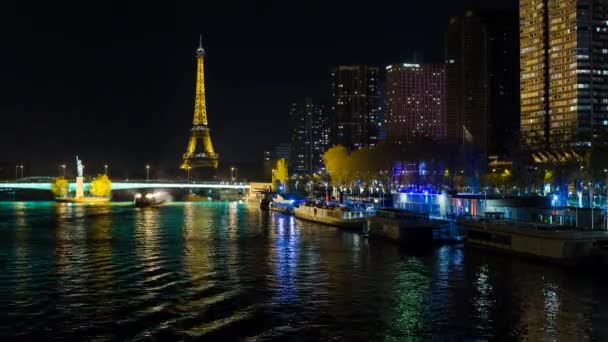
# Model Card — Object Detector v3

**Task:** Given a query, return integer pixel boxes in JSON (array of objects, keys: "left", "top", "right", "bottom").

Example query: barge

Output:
[
  {"left": 293, "top": 201, "right": 374, "bottom": 230},
  {"left": 270, "top": 194, "right": 305, "bottom": 214},
  {"left": 367, "top": 208, "right": 449, "bottom": 244},
  {"left": 460, "top": 215, "right": 608, "bottom": 266}
]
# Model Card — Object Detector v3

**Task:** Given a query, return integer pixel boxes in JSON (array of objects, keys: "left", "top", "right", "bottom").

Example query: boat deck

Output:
[{"left": 461, "top": 219, "right": 608, "bottom": 241}]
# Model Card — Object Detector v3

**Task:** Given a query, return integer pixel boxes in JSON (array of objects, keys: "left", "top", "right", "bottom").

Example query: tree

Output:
[
  {"left": 51, "top": 177, "right": 69, "bottom": 198},
  {"left": 272, "top": 158, "right": 289, "bottom": 192},
  {"left": 89, "top": 174, "right": 112, "bottom": 197},
  {"left": 323, "top": 145, "right": 351, "bottom": 186}
]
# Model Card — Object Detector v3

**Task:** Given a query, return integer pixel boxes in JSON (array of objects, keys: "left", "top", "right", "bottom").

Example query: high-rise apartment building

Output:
[
  {"left": 331, "top": 65, "right": 381, "bottom": 150},
  {"left": 446, "top": 13, "right": 488, "bottom": 150},
  {"left": 446, "top": 11, "right": 519, "bottom": 158},
  {"left": 288, "top": 98, "right": 331, "bottom": 174},
  {"left": 520, "top": 0, "right": 608, "bottom": 152},
  {"left": 272, "top": 143, "right": 291, "bottom": 161},
  {"left": 486, "top": 11, "right": 520, "bottom": 156},
  {"left": 385, "top": 63, "right": 447, "bottom": 141}
]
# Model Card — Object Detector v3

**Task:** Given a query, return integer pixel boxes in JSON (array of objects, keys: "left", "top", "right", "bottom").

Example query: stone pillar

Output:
[{"left": 75, "top": 176, "right": 85, "bottom": 199}]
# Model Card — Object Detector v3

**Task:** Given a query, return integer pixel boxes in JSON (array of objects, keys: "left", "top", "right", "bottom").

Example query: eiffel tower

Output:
[{"left": 180, "top": 37, "right": 219, "bottom": 174}]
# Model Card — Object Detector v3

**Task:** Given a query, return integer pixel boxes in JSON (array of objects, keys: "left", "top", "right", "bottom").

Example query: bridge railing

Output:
[{"left": 0, "top": 180, "right": 251, "bottom": 191}]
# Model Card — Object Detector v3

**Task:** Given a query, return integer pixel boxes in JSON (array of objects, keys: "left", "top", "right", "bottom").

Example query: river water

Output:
[{"left": 1, "top": 201, "right": 608, "bottom": 340}]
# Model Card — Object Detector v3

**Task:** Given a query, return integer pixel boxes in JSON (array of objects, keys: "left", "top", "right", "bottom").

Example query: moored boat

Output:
[
  {"left": 367, "top": 208, "right": 449, "bottom": 244},
  {"left": 460, "top": 215, "right": 608, "bottom": 266},
  {"left": 270, "top": 194, "right": 305, "bottom": 214},
  {"left": 293, "top": 201, "right": 374, "bottom": 230}
]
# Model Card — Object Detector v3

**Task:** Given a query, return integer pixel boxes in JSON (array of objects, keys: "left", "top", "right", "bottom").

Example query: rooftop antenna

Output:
[{"left": 197, "top": 34, "right": 205, "bottom": 56}]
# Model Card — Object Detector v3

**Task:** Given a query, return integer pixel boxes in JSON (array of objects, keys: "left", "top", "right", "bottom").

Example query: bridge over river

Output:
[{"left": 0, "top": 180, "right": 251, "bottom": 192}]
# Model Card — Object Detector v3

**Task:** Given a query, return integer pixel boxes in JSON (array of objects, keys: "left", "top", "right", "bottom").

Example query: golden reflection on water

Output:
[
  {"left": 52, "top": 204, "right": 106, "bottom": 309},
  {"left": 87, "top": 204, "right": 113, "bottom": 308},
  {"left": 183, "top": 202, "right": 213, "bottom": 279},
  {"left": 135, "top": 207, "right": 161, "bottom": 262},
  {"left": 226, "top": 202, "right": 239, "bottom": 281},
  {"left": 54, "top": 203, "right": 70, "bottom": 275},
  {"left": 227, "top": 201, "right": 238, "bottom": 235},
  {"left": 13, "top": 202, "right": 30, "bottom": 301}
]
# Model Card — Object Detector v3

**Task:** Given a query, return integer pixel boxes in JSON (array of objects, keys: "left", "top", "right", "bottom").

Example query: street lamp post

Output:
[
  {"left": 590, "top": 182, "right": 594, "bottom": 230},
  {"left": 484, "top": 187, "right": 488, "bottom": 215},
  {"left": 19, "top": 165, "right": 24, "bottom": 178},
  {"left": 605, "top": 169, "right": 608, "bottom": 230},
  {"left": 230, "top": 167, "right": 238, "bottom": 182},
  {"left": 15, "top": 165, "right": 18, "bottom": 180},
  {"left": 60, "top": 164, "right": 66, "bottom": 177},
  {"left": 146, "top": 164, "right": 150, "bottom": 181},
  {"left": 104, "top": 164, "right": 108, "bottom": 176},
  {"left": 187, "top": 166, "right": 192, "bottom": 183}
]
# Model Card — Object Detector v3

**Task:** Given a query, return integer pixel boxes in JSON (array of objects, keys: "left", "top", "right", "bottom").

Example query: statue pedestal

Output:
[{"left": 75, "top": 176, "right": 85, "bottom": 199}]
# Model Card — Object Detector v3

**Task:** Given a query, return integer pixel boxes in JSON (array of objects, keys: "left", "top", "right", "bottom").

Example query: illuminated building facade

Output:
[
  {"left": 180, "top": 38, "right": 219, "bottom": 174},
  {"left": 520, "top": 0, "right": 608, "bottom": 153},
  {"left": 385, "top": 63, "right": 447, "bottom": 141},
  {"left": 289, "top": 98, "right": 330, "bottom": 174},
  {"left": 446, "top": 11, "right": 519, "bottom": 158},
  {"left": 331, "top": 65, "right": 381, "bottom": 150}
]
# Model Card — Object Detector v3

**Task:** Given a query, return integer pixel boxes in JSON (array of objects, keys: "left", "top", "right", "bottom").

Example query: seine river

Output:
[{"left": 1, "top": 201, "right": 608, "bottom": 340}]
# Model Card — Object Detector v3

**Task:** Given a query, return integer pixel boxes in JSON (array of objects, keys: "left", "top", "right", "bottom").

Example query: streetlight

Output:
[
  {"left": 590, "top": 182, "right": 594, "bottom": 230},
  {"left": 605, "top": 169, "right": 608, "bottom": 230},
  {"left": 104, "top": 164, "right": 108, "bottom": 176},
  {"left": 187, "top": 166, "right": 192, "bottom": 183},
  {"left": 60, "top": 164, "right": 66, "bottom": 177},
  {"left": 18, "top": 165, "right": 24, "bottom": 178},
  {"left": 146, "top": 164, "right": 150, "bottom": 181},
  {"left": 484, "top": 186, "right": 488, "bottom": 215},
  {"left": 230, "top": 166, "right": 238, "bottom": 182}
]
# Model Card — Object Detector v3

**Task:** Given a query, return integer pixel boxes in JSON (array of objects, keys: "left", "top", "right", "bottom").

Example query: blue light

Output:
[{"left": 551, "top": 194, "right": 560, "bottom": 207}]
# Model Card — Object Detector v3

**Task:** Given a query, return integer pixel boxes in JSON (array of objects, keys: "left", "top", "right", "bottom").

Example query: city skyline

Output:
[
  {"left": 0, "top": 0, "right": 516, "bottom": 175},
  {"left": 4, "top": 2, "right": 608, "bottom": 339}
]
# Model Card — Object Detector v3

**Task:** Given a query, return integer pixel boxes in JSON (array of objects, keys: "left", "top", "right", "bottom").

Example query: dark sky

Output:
[{"left": 0, "top": 0, "right": 516, "bottom": 177}]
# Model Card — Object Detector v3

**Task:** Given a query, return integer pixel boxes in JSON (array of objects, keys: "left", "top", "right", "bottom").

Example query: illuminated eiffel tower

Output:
[{"left": 180, "top": 37, "right": 219, "bottom": 173}]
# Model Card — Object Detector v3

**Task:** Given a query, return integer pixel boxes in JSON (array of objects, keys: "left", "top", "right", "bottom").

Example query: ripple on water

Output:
[{"left": 1, "top": 202, "right": 608, "bottom": 340}]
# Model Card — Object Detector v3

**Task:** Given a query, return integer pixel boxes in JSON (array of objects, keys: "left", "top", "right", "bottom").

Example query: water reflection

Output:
[
  {"left": 385, "top": 257, "right": 431, "bottom": 340},
  {"left": 272, "top": 214, "right": 299, "bottom": 304},
  {"left": 86, "top": 204, "right": 113, "bottom": 315},
  {"left": 472, "top": 263, "right": 494, "bottom": 330},
  {"left": 183, "top": 202, "right": 213, "bottom": 277},
  {"left": 543, "top": 282, "right": 560, "bottom": 336},
  {"left": 1, "top": 202, "right": 608, "bottom": 340}
]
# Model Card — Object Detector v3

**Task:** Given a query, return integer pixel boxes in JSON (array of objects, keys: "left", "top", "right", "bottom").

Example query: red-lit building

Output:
[{"left": 385, "top": 63, "right": 447, "bottom": 142}]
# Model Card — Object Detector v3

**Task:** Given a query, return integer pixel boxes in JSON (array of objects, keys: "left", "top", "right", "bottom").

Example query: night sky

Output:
[{"left": 0, "top": 0, "right": 516, "bottom": 177}]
